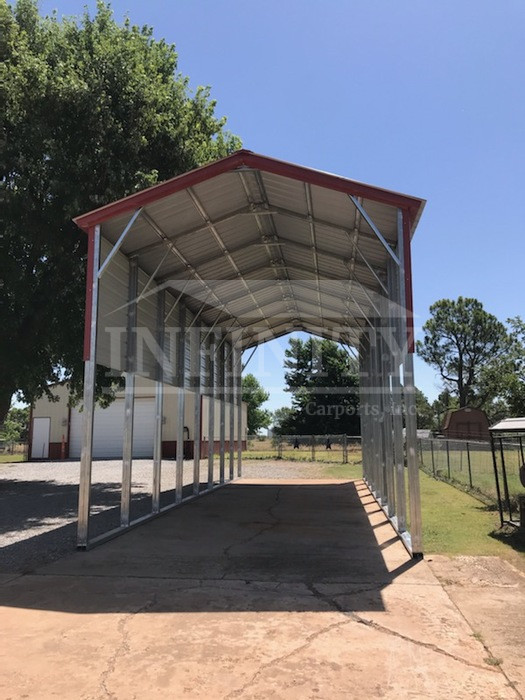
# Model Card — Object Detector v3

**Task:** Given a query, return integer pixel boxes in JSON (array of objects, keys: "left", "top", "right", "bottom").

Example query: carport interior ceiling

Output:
[{"left": 75, "top": 150, "right": 426, "bottom": 356}]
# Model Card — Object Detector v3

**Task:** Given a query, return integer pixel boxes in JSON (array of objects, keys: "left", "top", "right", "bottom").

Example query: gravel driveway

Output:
[{"left": 0, "top": 458, "right": 336, "bottom": 574}]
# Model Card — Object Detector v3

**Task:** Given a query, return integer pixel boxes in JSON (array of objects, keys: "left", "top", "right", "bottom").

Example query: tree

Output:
[
  {"left": 279, "top": 337, "right": 360, "bottom": 435},
  {"left": 0, "top": 0, "right": 241, "bottom": 422},
  {"left": 271, "top": 406, "right": 294, "bottom": 434},
  {"left": 241, "top": 374, "right": 271, "bottom": 435},
  {"left": 417, "top": 298, "right": 510, "bottom": 408},
  {"left": 431, "top": 389, "right": 458, "bottom": 431},
  {"left": 0, "top": 406, "right": 29, "bottom": 442},
  {"left": 415, "top": 388, "right": 434, "bottom": 430},
  {"left": 480, "top": 316, "right": 525, "bottom": 418}
]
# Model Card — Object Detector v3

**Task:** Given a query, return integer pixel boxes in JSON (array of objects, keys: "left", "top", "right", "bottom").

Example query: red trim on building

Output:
[
  {"left": 83, "top": 226, "right": 95, "bottom": 361},
  {"left": 402, "top": 211, "right": 415, "bottom": 353},
  {"left": 49, "top": 443, "right": 67, "bottom": 460},
  {"left": 73, "top": 150, "right": 425, "bottom": 233}
]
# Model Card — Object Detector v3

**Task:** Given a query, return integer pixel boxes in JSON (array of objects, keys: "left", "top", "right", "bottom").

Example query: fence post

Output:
[
  {"left": 311, "top": 435, "right": 315, "bottom": 462},
  {"left": 343, "top": 434, "right": 348, "bottom": 464},
  {"left": 446, "top": 440, "right": 451, "bottom": 479},
  {"left": 277, "top": 436, "right": 282, "bottom": 460},
  {"left": 466, "top": 441, "right": 473, "bottom": 488},
  {"left": 431, "top": 439, "right": 435, "bottom": 475},
  {"left": 418, "top": 438, "right": 423, "bottom": 464}
]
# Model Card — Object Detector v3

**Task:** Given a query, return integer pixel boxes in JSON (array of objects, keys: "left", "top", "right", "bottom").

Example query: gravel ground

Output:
[{"left": 0, "top": 458, "right": 341, "bottom": 574}]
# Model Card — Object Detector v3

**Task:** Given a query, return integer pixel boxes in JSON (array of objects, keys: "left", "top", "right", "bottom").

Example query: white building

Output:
[{"left": 30, "top": 379, "right": 247, "bottom": 461}]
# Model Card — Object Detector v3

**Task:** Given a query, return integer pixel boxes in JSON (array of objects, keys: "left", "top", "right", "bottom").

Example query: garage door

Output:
[{"left": 69, "top": 399, "right": 155, "bottom": 459}]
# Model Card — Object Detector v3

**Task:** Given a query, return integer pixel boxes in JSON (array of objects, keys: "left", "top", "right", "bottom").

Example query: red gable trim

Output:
[{"left": 73, "top": 150, "right": 424, "bottom": 232}]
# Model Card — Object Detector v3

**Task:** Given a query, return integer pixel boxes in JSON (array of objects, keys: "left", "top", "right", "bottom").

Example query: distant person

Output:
[
  {"left": 293, "top": 438, "right": 300, "bottom": 449},
  {"left": 325, "top": 438, "right": 332, "bottom": 450}
]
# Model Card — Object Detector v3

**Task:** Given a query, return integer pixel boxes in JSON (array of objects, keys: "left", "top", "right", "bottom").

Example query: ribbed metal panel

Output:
[{"left": 94, "top": 161, "right": 421, "bottom": 354}]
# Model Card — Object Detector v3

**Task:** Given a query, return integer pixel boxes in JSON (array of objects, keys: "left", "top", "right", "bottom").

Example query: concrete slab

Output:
[
  {"left": 429, "top": 555, "right": 525, "bottom": 698},
  {"left": 0, "top": 479, "right": 519, "bottom": 699}
]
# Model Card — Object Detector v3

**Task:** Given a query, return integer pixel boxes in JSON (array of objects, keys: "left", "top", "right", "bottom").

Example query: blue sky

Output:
[{"left": 38, "top": 0, "right": 525, "bottom": 413}]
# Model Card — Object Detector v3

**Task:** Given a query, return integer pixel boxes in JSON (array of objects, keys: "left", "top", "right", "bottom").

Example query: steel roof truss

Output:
[
  {"left": 98, "top": 208, "right": 143, "bottom": 279},
  {"left": 349, "top": 195, "right": 400, "bottom": 266},
  {"left": 186, "top": 186, "right": 273, "bottom": 334}
]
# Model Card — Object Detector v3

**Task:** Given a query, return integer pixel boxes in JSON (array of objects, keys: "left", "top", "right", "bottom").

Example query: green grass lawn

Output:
[
  {"left": 416, "top": 469, "right": 523, "bottom": 563},
  {"left": 242, "top": 449, "right": 362, "bottom": 464},
  {"left": 0, "top": 454, "right": 26, "bottom": 463}
]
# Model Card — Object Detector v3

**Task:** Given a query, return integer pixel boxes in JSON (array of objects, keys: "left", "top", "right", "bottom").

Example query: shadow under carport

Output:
[{"left": 0, "top": 479, "right": 425, "bottom": 614}]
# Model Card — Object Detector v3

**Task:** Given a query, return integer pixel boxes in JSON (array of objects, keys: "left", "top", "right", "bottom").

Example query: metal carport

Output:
[{"left": 73, "top": 149, "right": 426, "bottom": 556}]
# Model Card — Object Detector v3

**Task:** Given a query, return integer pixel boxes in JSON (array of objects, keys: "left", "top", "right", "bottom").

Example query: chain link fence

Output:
[
  {"left": 244, "top": 434, "right": 362, "bottom": 464},
  {"left": 418, "top": 437, "right": 523, "bottom": 516}
]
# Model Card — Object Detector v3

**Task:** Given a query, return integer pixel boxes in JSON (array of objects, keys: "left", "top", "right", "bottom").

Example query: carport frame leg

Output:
[
  {"left": 236, "top": 347, "right": 243, "bottom": 477},
  {"left": 191, "top": 326, "right": 202, "bottom": 496},
  {"left": 228, "top": 342, "right": 235, "bottom": 481},
  {"left": 207, "top": 334, "right": 215, "bottom": 489},
  {"left": 176, "top": 306, "right": 186, "bottom": 504},
  {"left": 121, "top": 257, "right": 138, "bottom": 528},
  {"left": 77, "top": 224, "right": 101, "bottom": 549},
  {"left": 152, "top": 289, "right": 165, "bottom": 514},
  {"left": 219, "top": 339, "right": 226, "bottom": 484}
]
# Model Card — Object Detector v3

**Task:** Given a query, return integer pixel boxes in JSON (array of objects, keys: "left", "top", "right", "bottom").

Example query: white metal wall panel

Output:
[
  {"left": 70, "top": 399, "right": 155, "bottom": 459},
  {"left": 96, "top": 237, "right": 128, "bottom": 371},
  {"left": 136, "top": 267, "right": 158, "bottom": 380}
]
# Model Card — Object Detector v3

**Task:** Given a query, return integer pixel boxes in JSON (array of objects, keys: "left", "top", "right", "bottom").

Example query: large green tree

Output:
[
  {"left": 0, "top": 0, "right": 240, "bottom": 422},
  {"left": 276, "top": 336, "right": 360, "bottom": 435},
  {"left": 241, "top": 374, "right": 271, "bottom": 435},
  {"left": 417, "top": 298, "right": 510, "bottom": 409},
  {"left": 480, "top": 316, "right": 525, "bottom": 418}
]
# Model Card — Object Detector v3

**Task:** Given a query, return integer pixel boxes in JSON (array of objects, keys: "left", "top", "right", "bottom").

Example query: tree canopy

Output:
[
  {"left": 417, "top": 297, "right": 525, "bottom": 420},
  {"left": 417, "top": 297, "right": 511, "bottom": 409},
  {"left": 0, "top": 0, "right": 241, "bottom": 422},
  {"left": 241, "top": 374, "right": 271, "bottom": 435},
  {"left": 274, "top": 336, "right": 360, "bottom": 435},
  {"left": 0, "top": 406, "right": 29, "bottom": 442}
]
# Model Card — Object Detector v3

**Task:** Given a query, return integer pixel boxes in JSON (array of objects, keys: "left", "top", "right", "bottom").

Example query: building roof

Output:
[
  {"left": 489, "top": 417, "right": 525, "bottom": 434},
  {"left": 74, "top": 150, "right": 426, "bottom": 349}
]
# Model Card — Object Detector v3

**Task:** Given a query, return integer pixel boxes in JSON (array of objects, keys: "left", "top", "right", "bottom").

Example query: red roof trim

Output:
[{"left": 73, "top": 149, "right": 424, "bottom": 232}]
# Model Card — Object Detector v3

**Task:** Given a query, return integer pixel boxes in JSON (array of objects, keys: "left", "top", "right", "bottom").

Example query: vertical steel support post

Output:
[
  {"left": 152, "top": 289, "right": 165, "bottom": 514},
  {"left": 77, "top": 224, "right": 101, "bottom": 548},
  {"left": 371, "top": 321, "right": 385, "bottom": 502},
  {"left": 121, "top": 257, "right": 138, "bottom": 528},
  {"left": 191, "top": 325, "right": 202, "bottom": 495},
  {"left": 176, "top": 305, "right": 186, "bottom": 503},
  {"left": 236, "top": 347, "right": 243, "bottom": 477},
  {"left": 398, "top": 208, "right": 422, "bottom": 555},
  {"left": 466, "top": 441, "right": 473, "bottom": 488},
  {"left": 207, "top": 334, "right": 215, "bottom": 489},
  {"left": 388, "top": 258, "right": 407, "bottom": 531},
  {"left": 359, "top": 337, "right": 372, "bottom": 489},
  {"left": 219, "top": 338, "right": 226, "bottom": 483},
  {"left": 380, "top": 295, "right": 395, "bottom": 517},
  {"left": 228, "top": 342, "right": 235, "bottom": 480},
  {"left": 490, "top": 434, "right": 504, "bottom": 525}
]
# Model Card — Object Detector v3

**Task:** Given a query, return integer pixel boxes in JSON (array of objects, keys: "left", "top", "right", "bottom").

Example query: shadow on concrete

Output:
[
  {"left": 0, "top": 480, "right": 421, "bottom": 614},
  {"left": 0, "top": 478, "right": 206, "bottom": 573}
]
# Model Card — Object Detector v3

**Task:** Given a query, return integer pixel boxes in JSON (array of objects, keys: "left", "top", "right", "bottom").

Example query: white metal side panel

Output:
[
  {"left": 136, "top": 267, "right": 158, "bottom": 380},
  {"left": 70, "top": 399, "right": 155, "bottom": 459},
  {"left": 97, "top": 237, "right": 129, "bottom": 371}
]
